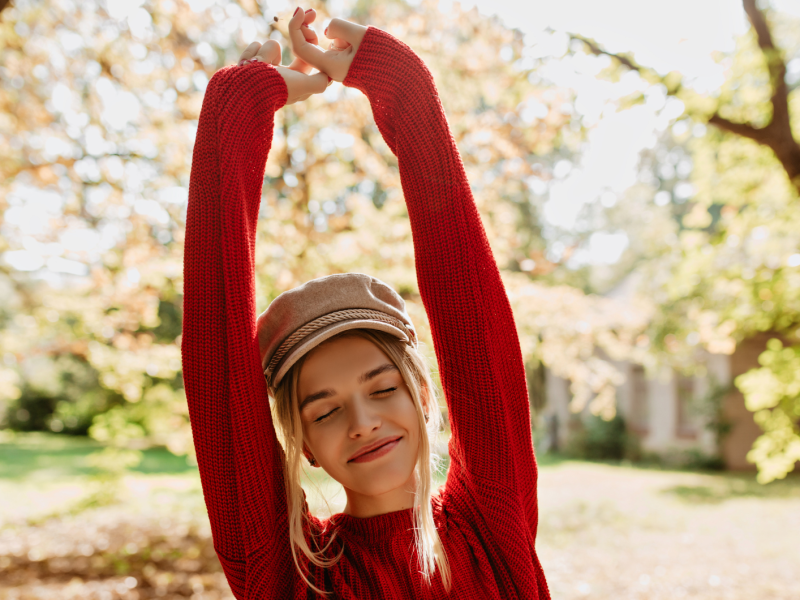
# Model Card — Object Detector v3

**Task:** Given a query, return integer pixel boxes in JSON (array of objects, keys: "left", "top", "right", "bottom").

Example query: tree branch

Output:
[
  {"left": 569, "top": 33, "right": 685, "bottom": 96},
  {"left": 743, "top": 0, "right": 776, "bottom": 53},
  {"left": 742, "top": 0, "right": 800, "bottom": 190},
  {"left": 568, "top": 34, "right": 642, "bottom": 72},
  {"left": 742, "top": 0, "right": 792, "bottom": 140},
  {"left": 707, "top": 113, "right": 771, "bottom": 146},
  {"left": 570, "top": 2, "right": 800, "bottom": 194}
]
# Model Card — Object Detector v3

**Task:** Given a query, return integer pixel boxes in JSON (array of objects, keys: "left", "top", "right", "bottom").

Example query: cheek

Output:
[
  {"left": 392, "top": 393, "right": 421, "bottom": 433},
  {"left": 304, "top": 422, "right": 334, "bottom": 451},
  {"left": 303, "top": 419, "right": 350, "bottom": 466}
]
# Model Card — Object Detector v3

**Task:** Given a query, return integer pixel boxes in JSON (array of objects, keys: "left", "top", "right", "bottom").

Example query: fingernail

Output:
[
  {"left": 327, "top": 75, "right": 332, "bottom": 83},
  {"left": 305, "top": 8, "right": 313, "bottom": 12},
  {"left": 238, "top": 60, "right": 244, "bottom": 66},
  {"left": 324, "top": 27, "right": 328, "bottom": 36},
  {"left": 293, "top": 7, "right": 300, "bottom": 16}
]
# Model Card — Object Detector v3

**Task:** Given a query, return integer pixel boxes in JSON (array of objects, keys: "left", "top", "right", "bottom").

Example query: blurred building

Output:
[
  {"left": 539, "top": 272, "right": 773, "bottom": 471},
  {"left": 543, "top": 339, "right": 774, "bottom": 470}
]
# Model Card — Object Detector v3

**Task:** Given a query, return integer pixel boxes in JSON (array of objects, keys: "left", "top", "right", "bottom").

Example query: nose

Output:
[{"left": 347, "top": 395, "right": 381, "bottom": 438}]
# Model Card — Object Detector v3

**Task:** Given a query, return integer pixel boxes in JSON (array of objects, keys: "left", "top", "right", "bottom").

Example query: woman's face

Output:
[{"left": 297, "top": 334, "right": 421, "bottom": 501}]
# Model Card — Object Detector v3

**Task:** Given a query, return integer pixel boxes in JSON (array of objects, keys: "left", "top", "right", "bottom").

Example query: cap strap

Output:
[{"left": 265, "top": 308, "right": 417, "bottom": 382}]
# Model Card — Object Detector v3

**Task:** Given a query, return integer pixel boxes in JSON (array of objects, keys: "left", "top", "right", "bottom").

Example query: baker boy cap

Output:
[{"left": 257, "top": 273, "right": 417, "bottom": 394}]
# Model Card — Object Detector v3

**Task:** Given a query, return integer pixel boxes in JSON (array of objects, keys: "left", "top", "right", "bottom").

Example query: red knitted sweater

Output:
[{"left": 183, "top": 26, "right": 549, "bottom": 599}]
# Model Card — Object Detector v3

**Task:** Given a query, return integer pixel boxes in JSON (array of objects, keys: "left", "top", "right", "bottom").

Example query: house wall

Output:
[
  {"left": 642, "top": 365, "right": 677, "bottom": 453},
  {"left": 543, "top": 371, "right": 571, "bottom": 452},
  {"left": 542, "top": 352, "right": 729, "bottom": 462},
  {"left": 694, "top": 354, "right": 728, "bottom": 456},
  {"left": 721, "top": 332, "right": 780, "bottom": 470}
]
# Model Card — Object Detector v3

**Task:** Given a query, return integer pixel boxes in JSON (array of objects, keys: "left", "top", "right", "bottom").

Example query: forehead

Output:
[{"left": 297, "top": 335, "right": 395, "bottom": 394}]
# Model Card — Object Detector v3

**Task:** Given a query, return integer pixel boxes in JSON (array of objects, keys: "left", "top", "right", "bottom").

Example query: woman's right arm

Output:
[
  {"left": 183, "top": 11, "right": 333, "bottom": 596},
  {"left": 182, "top": 62, "right": 296, "bottom": 598}
]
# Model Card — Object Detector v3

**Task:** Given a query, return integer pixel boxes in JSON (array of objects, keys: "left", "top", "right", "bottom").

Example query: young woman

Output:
[{"left": 182, "top": 5, "right": 550, "bottom": 598}]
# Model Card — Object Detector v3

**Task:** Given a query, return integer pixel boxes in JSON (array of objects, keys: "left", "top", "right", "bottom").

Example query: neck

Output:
[{"left": 342, "top": 469, "right": 419, "bottom": 518}]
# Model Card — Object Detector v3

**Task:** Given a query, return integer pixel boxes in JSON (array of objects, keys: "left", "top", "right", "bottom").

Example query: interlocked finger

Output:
[
  {"left": 300, "top": 8, "right": 319, "bottom": 45},
  {"left": 238, "top": 41, "right": 262, "bottom": 64},
  {"left": 289, "top": 10, "right": 322, "bottom": 75},
  {"left": 328, "top": 38, "right": 351, "bottom": 51},
  {"left": 256, "top": 39, "right": 282, "bottom": 65},
  {"left": 287, "top": 6, "right": 330, "bottom": 74},
  {"left": 324, "top": 18, "right": 367, "bottom": 53}
]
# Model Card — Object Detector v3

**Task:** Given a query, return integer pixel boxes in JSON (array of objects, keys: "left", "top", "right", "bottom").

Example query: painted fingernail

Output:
[
  {"left": 327, "top": 75, "right": 332, "bottom": 83},
  {"left": 324, "top": 27, "right": 328, "bottom": 36},
  {"left": 293, "top": 7, "right": 300, "bottom": 16},
  {"left": 305, "top": 8, "right": 313, "bottom": 12},
  {"left": 238, "top": 60, "right": 244, "bottom": 66}
]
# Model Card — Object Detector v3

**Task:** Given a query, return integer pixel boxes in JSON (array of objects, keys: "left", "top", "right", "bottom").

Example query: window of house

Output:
[
  {"left": 676, "top": 373, "right": 698, "bottom": 439},
  {"left": 629, "top": 364, "right": 649, "bottom": 435}
]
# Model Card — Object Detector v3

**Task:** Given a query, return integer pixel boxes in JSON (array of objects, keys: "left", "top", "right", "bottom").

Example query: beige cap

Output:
[{"left": 257, "top": 273, "right": 417, "bottom": 393}]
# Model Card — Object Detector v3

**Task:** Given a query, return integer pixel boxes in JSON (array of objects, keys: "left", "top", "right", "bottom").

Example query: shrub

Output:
[{"left": 566, "top": 413, "right": 640, "bottom": 461}]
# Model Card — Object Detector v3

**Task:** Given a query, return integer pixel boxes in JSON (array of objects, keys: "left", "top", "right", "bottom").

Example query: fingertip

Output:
[
  {"left": 289, "top": 7, "right": 306, "bottom": 35},
  {"left": 290, "top": 6, "right": 305, "bottom": 25}
]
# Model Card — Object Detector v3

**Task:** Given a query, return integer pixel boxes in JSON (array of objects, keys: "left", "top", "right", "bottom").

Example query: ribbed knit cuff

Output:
[
  {"left": 248, "top": 62, "right": 289, "bottom": 112},
  {"left": 215, "top": 61, "right": 288, "bottom": 118},
  {"left": 344, "top": 26, "right": 434, "bottom": 116}
]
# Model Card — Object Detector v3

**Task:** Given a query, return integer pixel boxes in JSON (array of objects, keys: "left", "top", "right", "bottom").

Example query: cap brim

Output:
[{"left": 269, "top": 319, "right": 410, "bottom": 391}]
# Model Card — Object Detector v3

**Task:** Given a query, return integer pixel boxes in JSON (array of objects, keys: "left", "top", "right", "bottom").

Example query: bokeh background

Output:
[{"left": 1, "top": 0, "right": 799, "bottom": 598}]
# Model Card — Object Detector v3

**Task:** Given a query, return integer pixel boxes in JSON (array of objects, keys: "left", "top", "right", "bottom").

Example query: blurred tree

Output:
[
  {"left": 571, "top": 0, "right": 800, "bottom": 480},
  {"left": 571, "top": 0, "right": 799, "bottom": 194},
  {"left": 0, "top": 0, "right": 629, "bottom": 457}
]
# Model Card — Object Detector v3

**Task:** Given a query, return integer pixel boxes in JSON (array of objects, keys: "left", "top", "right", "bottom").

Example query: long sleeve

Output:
[
  {"left": 343, "top": 28, "right": 540, "bottom": 537},
  {"left": 182, "top": 62, "right": 297, "bottom": 598}
]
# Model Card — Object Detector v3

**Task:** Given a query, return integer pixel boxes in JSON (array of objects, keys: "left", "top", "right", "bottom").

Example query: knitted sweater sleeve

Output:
[
  {"left": 344, "top": 27, "right": 539, "bottom": 526},
  {"left": 182, "top": 63, "right": 297, "bottom": 598}
]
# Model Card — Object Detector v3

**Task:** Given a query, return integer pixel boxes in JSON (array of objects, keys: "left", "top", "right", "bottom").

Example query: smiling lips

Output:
[{"left": 348, "top": 436, "right": 403, "bottom": 463}]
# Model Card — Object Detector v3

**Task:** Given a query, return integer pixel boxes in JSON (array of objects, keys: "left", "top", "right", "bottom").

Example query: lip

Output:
[{"left": 348, "top": 436, "right": 403, "bottom": 463}]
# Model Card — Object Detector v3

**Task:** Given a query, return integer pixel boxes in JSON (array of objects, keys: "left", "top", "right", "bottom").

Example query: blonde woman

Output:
[{"left": 182, "top": 5, "right": 550, "bottom": 598}]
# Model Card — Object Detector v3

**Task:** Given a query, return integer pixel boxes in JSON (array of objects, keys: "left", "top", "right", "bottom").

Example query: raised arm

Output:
[
  {"left": 182, "top": 62, "right": 296, "bottom": 597},
  {"left": 342, "top": 26, "right": 540, "bottom": 531}
]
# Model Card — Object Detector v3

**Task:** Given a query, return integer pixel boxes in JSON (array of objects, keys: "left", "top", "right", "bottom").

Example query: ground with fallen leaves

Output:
[{"left": 1, "top": 440, "right": 798, "bottom": 599}]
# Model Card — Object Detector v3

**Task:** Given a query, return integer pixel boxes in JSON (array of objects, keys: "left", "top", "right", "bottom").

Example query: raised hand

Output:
[
  {"left": 287, "top": 8, "right": 368, "bottom": 83},
  {"left": 237, "top": 7, "right": 329, "bottom": 105}
]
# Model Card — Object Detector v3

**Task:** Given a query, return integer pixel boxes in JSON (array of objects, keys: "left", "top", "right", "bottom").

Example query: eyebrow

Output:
[{"left": 299, "top": 363, "right": 399, "bottom": 412}]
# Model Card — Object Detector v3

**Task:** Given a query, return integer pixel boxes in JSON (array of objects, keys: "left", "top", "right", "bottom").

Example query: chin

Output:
[{"left": 345, "top": 450, "right": 418, "bottom": 497}]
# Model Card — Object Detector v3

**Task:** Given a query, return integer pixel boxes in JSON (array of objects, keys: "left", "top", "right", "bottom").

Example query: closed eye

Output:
[
  {"left": 314, "top": 408, "right": 338, "bottom": 423},
  {"left": 372, "top": 387, "right": 397, "bottom": 396},
  {"left": 313, "top": 388, "right": 397, "bottom": 423}
]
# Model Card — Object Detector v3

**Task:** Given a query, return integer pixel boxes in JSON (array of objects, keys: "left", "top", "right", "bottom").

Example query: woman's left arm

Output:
[{"left": 340, "top": 25, "right": 540, "bottom": 533}]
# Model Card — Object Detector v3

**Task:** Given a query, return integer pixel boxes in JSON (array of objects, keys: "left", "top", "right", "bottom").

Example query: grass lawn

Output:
[
  {"left": 0, "top": 432, "right": 201, "bottom": 526},
  {"left": 0, "top": 432, "right": 196, "bottom": 480},
  {"left": 535, "top": 461, "right": 800, "bottom": 599},
  {"left": 1, "top": 432, "right": 798, "bottom": 599}
]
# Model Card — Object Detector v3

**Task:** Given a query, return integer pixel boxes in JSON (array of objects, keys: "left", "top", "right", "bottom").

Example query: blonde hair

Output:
[{"left": 271, "top": 328, "right": 452, "bottom": 595}]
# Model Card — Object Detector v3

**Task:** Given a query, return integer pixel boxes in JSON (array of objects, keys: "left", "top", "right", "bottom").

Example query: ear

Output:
[
  {"left": 302, "top": 442, "right": 316, "bottom": 464},
  {"left": 420, "top": 383, "right": 433, "bottom": 416}
]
